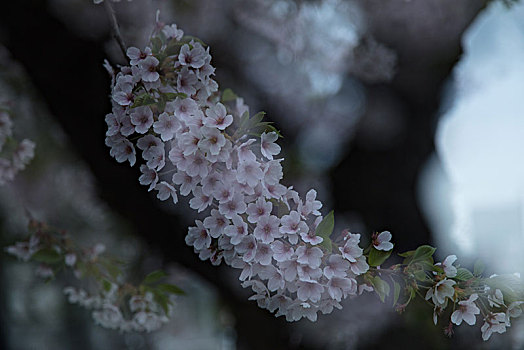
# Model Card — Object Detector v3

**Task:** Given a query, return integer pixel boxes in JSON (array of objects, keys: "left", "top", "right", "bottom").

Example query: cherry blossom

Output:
[
  {"left": 481, "top": 313, "right": 507, "bottom": 341},
  {"left": 425, "top": 279, "right": 455, "bottom": 306},
  {"left": 372, "top": 231, "right": 394, "bottom": 251},
  {"left": 440, "top": 255, "right": 458, "bottom": 278},
  {"left": 451, "top": 293, "right": 480, "bottom": 326},
  {"left": 260, "top": 131, "right": 281, "bottom": 160}
]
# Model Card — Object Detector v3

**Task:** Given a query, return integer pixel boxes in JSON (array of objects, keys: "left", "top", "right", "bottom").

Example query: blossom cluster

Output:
[
  {"left": 103, "top": 22, "right": 387, "bottom": 322},
  {"left": 0, "top": 109, "right": 35, "bottom": 185},
  {"left": 424, "top": 253, "right": 524, "bottom": 340},
  {"left": 64, "top": 286, "right": 171, "bottom": 333},
  {"left": 5, "top": 220, "right": 182, "bottom": 333},
  {"left": 103, "top": 20, "right": 524, "bottom": 339}
]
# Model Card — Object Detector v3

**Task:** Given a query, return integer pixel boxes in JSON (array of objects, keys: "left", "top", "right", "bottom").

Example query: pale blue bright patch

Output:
[{"left": 420, "top": 1, "right": 524, "bottom": 272}]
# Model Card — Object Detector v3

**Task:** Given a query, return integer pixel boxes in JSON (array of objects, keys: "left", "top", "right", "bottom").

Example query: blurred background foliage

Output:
[{"left": 0, "top": 0, "right": 523, "bottom": 349}]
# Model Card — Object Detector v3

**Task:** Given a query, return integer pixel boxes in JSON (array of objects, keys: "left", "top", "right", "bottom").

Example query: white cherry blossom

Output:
[
  {"left": 425, "top": 279, "right": 455, "bottom": 306},
  {"left": 440, "top": 255, "right": 458, "bottom": 278},
  {"left": 372, "top": 231, "right": 394, "bottom": 251},
  {"left": 246, "top": 196, "right": 273, "bottom": 223},
  {"left": 451, "top": 293, "right": 480, "bottom": 326},
  {"left": 481, "top": 313, "right": 507, "bottom": 341},
  {"left": 204, "top": 103, "right": 233, "bottom": 130},
  {"left": 260, "top": 132, "right": 281, "bottom": 160},
  {"left": 253, "top": 215, "right": 281, "bottom": 243}
]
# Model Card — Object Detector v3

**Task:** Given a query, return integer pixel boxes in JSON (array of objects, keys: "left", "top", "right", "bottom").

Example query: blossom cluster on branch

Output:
[
  {"left": 104, "top": 20, "right": 379, "bottom": 322},
  {"left": 101, "top": 18, "right": 524, "bottom": 340},
  {"left": 5, "top": 219, "right": 184, "bottom": 332},
  {"left": 0, "top": 108, "right": 35, "bottom": 185}
]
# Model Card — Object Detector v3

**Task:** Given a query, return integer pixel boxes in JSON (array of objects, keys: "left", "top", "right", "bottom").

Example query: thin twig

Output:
[{"left": 104, "top": 1, "right": 128, "bottom": 61}]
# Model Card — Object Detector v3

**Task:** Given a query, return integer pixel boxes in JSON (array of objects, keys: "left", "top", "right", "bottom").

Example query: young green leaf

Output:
[
  {"left": 247, "top": 111, "right": 266, "bottom": 129},
  {"left": 372, "top": 276, "right": 391, "bottom": 303},
  {"left": 221, "top": 88, "right": 238, "bottom": 102},
  {"left": 398, "top": 250, "right": 415, "bottom": 258},
  {"left": 102, "top": 279, "right": 112, "bottom": 292},
  {"left": 131, "top": 93, "right": 156, "bottom": 108},
  {"left": 101, "top": 260, "right": 122, "bottom": 279},
  {"left": 315, "top": 211, "right": 331, "bottom": 237},
  {"left": 368, "top": 247, "right": 392, "bottom": 267},
  {"left": 403, "top": 245, "right": 436, "bottom": 265},
  {"left": 165, "top": 41, "right": 184, "bottom": 57},
  {"left": 157, "top": 283, "right": 185, "bottom": 295},
  {"left": 411, "top": 245, "right": 436, "bottom": 262},
  {"left": 142, "top": 270, "right": 168, "bottom": 285},
  {"left": 485, "top": 274, "right": 524, "bottom": 304},
  {"left": 151, "top": 37, "right": 163, "bottom": 54},
  {"left": 455, "top": 268, "right": 474, "bottom": 281},
  {"left": 473, "top": 259, "right": 485, "bottom": 276},
  {"left": 393, "top": 280, "right": 401, "bottom": 306},
  {"left": 152, "top": 290, "right": 170, "bottom": 314},
  {"left": 319, "top": 237, "right": 333, "bottom": 253},
  {"left": 315, "top": 211, "right": 334, "bottom": 239},
  {"left": 315, "top": 211, "right": 335, "bottom": 252},
  {"left": 31, "top": 248, "right": 62, "bottom": 264},
  {"left": 413, "top": 269, "right": 430, "bottom": 282},
  {"left": 163, "top": 92, "right": 187, "bottom": 101},
  {"left": 182, "top": 35, "right": 207, "bottom": 47}
]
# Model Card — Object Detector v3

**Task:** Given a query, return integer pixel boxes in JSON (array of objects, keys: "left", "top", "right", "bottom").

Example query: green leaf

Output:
[
  {"left": 319, "top": 237, "right": 333, "bottom": 253},
  {"left": 403, "top": 245, "right": 436, "bottom": 265},
  {"left": 238, "top": 111, "right": 249, "bottom": 126},
  {"left": 248, "top": 111, "right": 266, "bottom": 128},
  {"left": 315, "top": 211, "right": 334, "bottom": 252},
  {"left": 131, "top": 93, "right": 156, "bottom": 108},
  {"left": 142, "top": 270, "right": 168, "bottom": 285},
  {"left": 277, "top": 200, "right": 290, "bottom": 217},
  {"left": 182, "top": 35, "right": 207, "bottom": 47},
  {"left": 432, "top": 264, "right": 444, "bottom": 274},
  {"left": 221, "top": 88, "right": 238, "bottom": 102},
  {"left": 151, "top": 37, "right": 163, "bottom": 54},
  {"left": 165, "top": 41, "right": 184, "bottom": 56},
  {"left": 411, "top": 245, "right": 436, "bottom": 262},
  {"left": 248, "top": 122, "right": 283, "bottom": 138},
  {"left": 156, "top": 31, "right": 167, "bottom": 44},
  {"left": 163, "top": 92, "right": 187, "bottom": 101},
  {"left": 455, "top": 268, "right": 474, "bottom": 281},
  {"left": 102, "top": 279, "right": 112, "bottom": 292},
  {"left": 152, "top": 290, "right": 170, "bottom": 314},
  {"left": 398, "top": 250, "right": 415, "bottom": 258},
  {"left": 368, "top": 247, "right": 392, "bottom": 267},
  {"left": 413, "top": 269, "right": 429, "bottom": 282},
  {"left": 264, "top": 124, "right": 283, "bottom": 138},
  {"left": 372, "top": 276, "right": 390, "bottom": 303},
  {"left": 315, "top": 211, "right": 334, "bottom": 239},
  {"left": 316, "top": 211, "right": 335, "bottom": 252},
  {"left": 157, "top": 283, "right": 185, "bottom": 295},
  {"left": 473, "top": 259, "right": 485, "bottom": 276},
  {"left": 31, "top": 248, "right": 62, "bottom": 264},
  {"left": 102, "top": 261, "right": 122, "bottom": 279},
  {"left": 393, "top": 281, "right": 401, "bottom": 306},
  {"left": 485, "top": 274, "right": 524, "bottom": 304},
  {"left": 232, "top": 111, "right": 251, "bottom": 139},
  {"left": 408, "top": 286, "right": 416, "bottom": 303}
]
